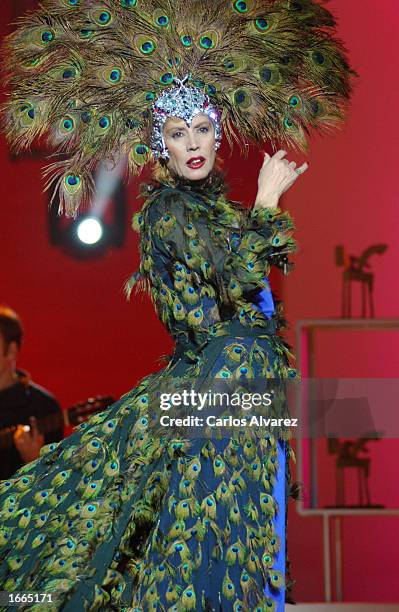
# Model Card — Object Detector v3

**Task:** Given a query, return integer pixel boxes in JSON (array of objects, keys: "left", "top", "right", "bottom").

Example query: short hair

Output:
[{"left": 0, "top": 306, "right": 24, "bottom": 349}]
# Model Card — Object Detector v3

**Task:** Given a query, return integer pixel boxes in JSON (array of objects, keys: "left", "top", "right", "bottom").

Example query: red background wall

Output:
[
  {"left": 1, "top": 0, "right": 399, "bottom": 604},
  {"left": 282, "top": 0, "right": 399, "bottom": 604}
]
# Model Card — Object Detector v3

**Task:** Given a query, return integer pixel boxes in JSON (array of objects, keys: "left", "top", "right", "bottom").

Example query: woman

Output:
[
  {"left": 0, "top": 102, "right": 304, "bottom": 612},
  {"left": 0, "top": 1, "right": 353, "bottom": 609}
]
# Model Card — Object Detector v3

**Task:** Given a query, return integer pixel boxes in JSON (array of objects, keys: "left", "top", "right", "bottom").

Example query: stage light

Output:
[
  {"left": 76, "top": 217, "right": 103, "bottom": 246},
  {"left": 48, "top": 158, "right": 128, "bottom": 259}
]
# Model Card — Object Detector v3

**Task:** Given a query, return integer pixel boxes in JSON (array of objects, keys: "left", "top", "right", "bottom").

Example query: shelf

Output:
[
  {"left": 297, "top": 318, "right": 399, "bottom": 330},
  {"left": 287, "top": 605, "right": 399, "bottom": 611},
  {"left": 294, "top": 318, "right": 399, "bottom": 603},
  {"left": 297, "top": 507, "right": 399, "bottom": 517}
]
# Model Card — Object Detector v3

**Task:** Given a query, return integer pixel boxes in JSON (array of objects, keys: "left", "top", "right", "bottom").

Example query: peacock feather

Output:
[{"left": 1, "top": 0, "right": 354, "bottom": 215}]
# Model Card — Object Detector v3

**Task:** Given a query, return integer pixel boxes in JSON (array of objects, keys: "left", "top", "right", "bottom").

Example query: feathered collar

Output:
[
  {"left": 141, "top": 169, "right": 227, "bottom": 200},
  {"left": 166, "top": 169, "right": 227, "bottom": 197},
  {"left": 137, "top": 168, "right": 248, "bottom": 233}
]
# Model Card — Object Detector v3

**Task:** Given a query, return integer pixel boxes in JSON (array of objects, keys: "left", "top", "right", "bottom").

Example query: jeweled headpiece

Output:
[
  {"left": 151, "top": 77, "right": 222, "bottom": 159},
  {"left": 1, "top": 0, "right": 355, "bottom": 216}
]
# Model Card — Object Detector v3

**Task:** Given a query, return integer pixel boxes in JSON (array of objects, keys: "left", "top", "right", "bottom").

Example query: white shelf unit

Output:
[{"left": 295, "top": 319, "right": 399, "bottom": 603}]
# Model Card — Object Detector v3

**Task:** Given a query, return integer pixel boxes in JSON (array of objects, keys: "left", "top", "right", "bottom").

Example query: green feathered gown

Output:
[{"left": 0, "top": 172, "right": 300, "bottom": 611}]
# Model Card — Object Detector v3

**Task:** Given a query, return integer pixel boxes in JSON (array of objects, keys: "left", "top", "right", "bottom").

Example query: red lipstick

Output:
[{"left": 187, "top": 156, "right": 205, "bottom": 169}]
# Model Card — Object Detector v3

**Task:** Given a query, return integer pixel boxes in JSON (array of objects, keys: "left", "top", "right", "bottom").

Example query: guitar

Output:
[{"left": 0, "top": 395, "right": 115, "bottom": 451}]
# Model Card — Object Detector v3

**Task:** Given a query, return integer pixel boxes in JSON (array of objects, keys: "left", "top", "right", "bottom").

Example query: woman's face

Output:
[{"left": 162, "top": 113, "right": 216, "bottom": 180}]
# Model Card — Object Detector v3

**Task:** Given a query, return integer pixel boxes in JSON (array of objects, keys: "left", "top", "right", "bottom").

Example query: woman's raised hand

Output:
[{"left": 254, "top": 149, "right": 309, "bottom": 209}]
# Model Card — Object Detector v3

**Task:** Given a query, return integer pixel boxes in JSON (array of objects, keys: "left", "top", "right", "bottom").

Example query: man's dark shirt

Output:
[{"left": 0, "top": 371, "right": 64, "bottom": 479}]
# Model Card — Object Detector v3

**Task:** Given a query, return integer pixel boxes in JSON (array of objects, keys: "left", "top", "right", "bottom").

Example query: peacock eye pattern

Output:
[
  {"left": 110, "top": 69, "right": 121, "bottom": 82},
  {"left": 99, "top": 116, "right": 110, "bottom": 129},
  {"left": 234, "top": 0, "right": 248, "bottom": 13},
  {"left": 160, "top": 72, "right": 174, "bottom": 85},
  {"left": 62, "top": 118, "right": 74, "bottom": 131},
  {"left": 156, "top": 15, "right": 169, "bottom": 26},
  {"left": 255, "top": 18, "right": 270, "bottom": 31},
  {"left": 144, "top": 41, "right": 155, "bottom": 53},
  {"left": 66, "top": 174, "right": 79, "bottom": 185},
  {"left": 41, "top": 30, "right": 54, "bottom": 43},
  {"left": 200, "top": 36, "right": 213, "bottom": 49},
  {"left": 181, "top": 35, "right": 193, "bottom": 47},
  {"left": 99, "top": 12, "right": 111, "bottom": 24}
]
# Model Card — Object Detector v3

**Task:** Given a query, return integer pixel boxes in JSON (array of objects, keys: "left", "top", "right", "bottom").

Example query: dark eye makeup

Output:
[{"left": 168, "top": 122, "right": 211, "bottom": 139}]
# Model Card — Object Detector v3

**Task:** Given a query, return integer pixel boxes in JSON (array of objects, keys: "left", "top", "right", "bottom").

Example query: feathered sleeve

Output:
[
  {"left": 140, "top": 190, "right": 295, "bottom": 301},
  {"left": 243, "top": 205, "right": 297, "bottom": 276}
]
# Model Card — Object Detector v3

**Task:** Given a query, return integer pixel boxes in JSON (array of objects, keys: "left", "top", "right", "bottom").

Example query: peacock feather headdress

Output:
[{"left": 1, "top": 0, "right": 354, "bottom": 216}]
